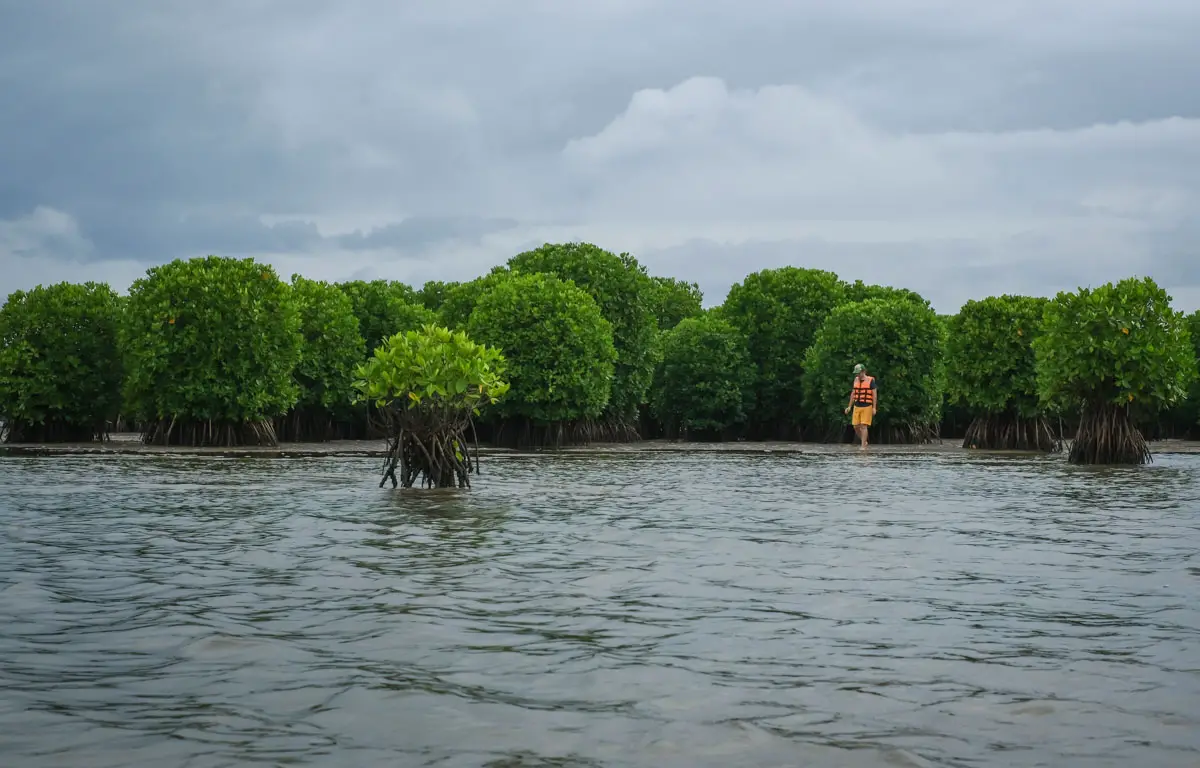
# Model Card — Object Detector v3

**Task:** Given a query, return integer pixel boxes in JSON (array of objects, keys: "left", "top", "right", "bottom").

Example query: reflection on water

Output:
[{"left": 1, "top": 450, "right": 1199, "bottom": 767}]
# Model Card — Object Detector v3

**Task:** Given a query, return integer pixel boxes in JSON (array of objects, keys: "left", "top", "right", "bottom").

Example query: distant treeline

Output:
[{"left": 1, "top": 243, "right": 1197, "bottom": 463}]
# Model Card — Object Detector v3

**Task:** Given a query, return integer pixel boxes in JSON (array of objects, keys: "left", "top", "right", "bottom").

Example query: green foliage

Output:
[
  {"left": 651, "top": 314, "right": 754, "bottom": 437},
  {"left": 416, "top": 280, "right": 459, "bottom": 313},
  {"left": 290, "top": 275, "right": 365, "bottom": 416},
  {"left": 466, "top": 272, "right": 617, "bottom": 423},
  {"left": 1182, "top": 310, "right": 1200, "bottom": 430},
  {"left": 507, "top": 242, "right": 658, "bottom": 423},
  {"left": 649, "top": 276, "right": 704, "bottom": 331},
  {"left": 0, "top": 281, "right": 124, "bottom": 440},
  {"left": 353, "top": 324, "right": 509, "bottom": 417},
  {"left": 1033, "top": 276, "right": 1197, "bottom": 415},
  {"left": 720, "top": 267, "right": 847, "bottom": 428},
  {"left": 336, "top": 279, "right": 431, "bottom": 354},
  {"left": 845, "top": 280, "right": 932, "bottom": 309},
  {"left": 803, "top": 297, "right": 944, "bottom": 440},
  {"left": 121, "top": 255, "right": 302, "bottom": 425},
  {"left": 436, "top": 268, "right": 511, "bottom": 330},
  {"left": 353, "top": 324, "right": 509, "bottom": 488},
  {"left": 945, "top": 295, "right": 1049, "bottom": 417}
]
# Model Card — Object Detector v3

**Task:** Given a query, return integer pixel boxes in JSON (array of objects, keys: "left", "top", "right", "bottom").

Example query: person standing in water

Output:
[{"left": 843, "top": 363, "right": 877, "bottom": 450}]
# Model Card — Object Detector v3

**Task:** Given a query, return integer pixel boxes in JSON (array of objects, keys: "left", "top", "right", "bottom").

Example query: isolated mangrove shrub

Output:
[
  {"left": 649, "top": 276, "right": 704, "bottom": 331},
  {"left": 721, "top": 267, "right": 847, "bottom": 436},
  {"left": 277, "top": 275, "right": 366, "bottom": 442},
  {"left": 466, "top": 272, "right": 617, "bottom": 445},
  {"left": 121, "top": 255, "right": 302, "bottom": 446},
  {"left": 336, "top": 279, "right": 429, "bottom": 354},
  {"left": 0, "top": 281, "right": 124, "bottom": 442},
  {"left": 507, "top": 242, "right": 658, "bottom": 433},
  {"left": 354, "top": 324, "right": 508, "bottom": 489},
  {"left": 650, "top": 314, "right": 754, "bottom": 439},
  {"left": 945, "top": 295, "right": 1060, "bottom": 451},
  {"left": 1034, "top": 276, "right": 1197, "bottom": 465},
  {"left": 803, "top": 297, "right": 944, "bottom": 443}
]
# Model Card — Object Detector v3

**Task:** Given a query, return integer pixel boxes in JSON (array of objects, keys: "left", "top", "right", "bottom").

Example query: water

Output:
[{"left": 1, "top": 449, "right": 1199, "bottom": 767}]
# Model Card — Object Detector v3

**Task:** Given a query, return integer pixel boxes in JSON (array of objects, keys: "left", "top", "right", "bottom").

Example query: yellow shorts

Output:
[{"left": 852, "top": 405, "right": 873, "bottom": 426}]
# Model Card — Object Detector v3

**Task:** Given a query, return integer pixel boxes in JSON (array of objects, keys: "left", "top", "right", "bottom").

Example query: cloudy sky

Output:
[{"left": 2, "top": 0, "right": 1198, "bottom": 313}]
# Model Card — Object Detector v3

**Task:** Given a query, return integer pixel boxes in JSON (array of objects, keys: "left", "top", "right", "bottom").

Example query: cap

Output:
[{"left": 853, "top": 363, "right": 865, "bottom": 373}]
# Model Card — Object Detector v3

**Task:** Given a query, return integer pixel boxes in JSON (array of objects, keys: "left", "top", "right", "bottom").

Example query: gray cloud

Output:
[{"left": 1, "top": 0, "right": 1198, "bottom": 312}]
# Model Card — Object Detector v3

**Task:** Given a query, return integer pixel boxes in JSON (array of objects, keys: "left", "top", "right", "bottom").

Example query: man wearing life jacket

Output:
[{"left": 843, "top": 363, "right": 877, "bottom": 450}]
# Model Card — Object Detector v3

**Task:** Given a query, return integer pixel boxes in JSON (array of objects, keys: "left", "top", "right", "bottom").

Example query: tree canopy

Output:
[
  {"left": 651, "top": 313, "right": 754, "bottom": 439},
  {"left": 280, "top": 275, "right": 366, "bottom": 440},
  {"left": 466, "top": 272, "right": 616, "bottom": 427},
  {"left": 648, "top": 276, "right": 704, "bottom": 331},
  {"left": 803, "top": 297, "right": 944, "bottom": 442},
  {"left": 720, "top": 267, "right": 847, "bottom": 435},
  {"left": 507, "top": 242, "right": 657, "bottom": 426},
  {"left": 120, "top": 255, "right": 302, "bottom": 446},
  {"left": 0, "top": 281, "right": 124, "bottom": 442},
  {"left": 1034, "top": 277, "right": 1196, "bottom": 416},
  {"left": 945, "top": 295, "right": 1049, "bottom": 417},
  {"left": 337, "top": 279, "right": 431, "bottom": 354},
  {"left": 1033, "top": 276, "right": 1197, "bottom": 464}
]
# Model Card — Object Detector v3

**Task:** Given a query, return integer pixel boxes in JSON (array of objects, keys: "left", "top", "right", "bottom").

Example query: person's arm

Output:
[
  {"left": 872, "top": 379, "right": 879, "bottom": 414},
  {"left": 845, "top": 382, "right": 855, "bottom": 413}
]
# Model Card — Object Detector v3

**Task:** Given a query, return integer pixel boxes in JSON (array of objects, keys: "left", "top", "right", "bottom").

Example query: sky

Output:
[{"left": 2, "top": 0, "right": 1199, "bottom": 314}]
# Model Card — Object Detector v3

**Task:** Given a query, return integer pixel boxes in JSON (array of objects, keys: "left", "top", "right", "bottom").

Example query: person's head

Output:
[{"left": 853, "top": 363, "right": 867, "bottom": 379}]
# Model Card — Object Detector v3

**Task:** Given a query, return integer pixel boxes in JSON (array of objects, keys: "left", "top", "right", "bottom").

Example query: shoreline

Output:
[{"left": 2, "top": 432, "right": 1199, "bottom": 458}]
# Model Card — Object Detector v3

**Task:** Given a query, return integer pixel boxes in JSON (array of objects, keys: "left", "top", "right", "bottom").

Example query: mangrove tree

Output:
[
  {"left": 354, "top": 324, "right": 509, "bottom": 489},
  {"left": 0, "top": 281, "right": 124, "bottom": 442},
  {"left": 1034, "top": 276, "right": 1197, "bottom": 465}
]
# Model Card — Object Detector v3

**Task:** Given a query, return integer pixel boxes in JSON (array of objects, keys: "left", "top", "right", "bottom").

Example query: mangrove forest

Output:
[{"left": 1, "top": 243, "right": 1198, "bottom": 466}]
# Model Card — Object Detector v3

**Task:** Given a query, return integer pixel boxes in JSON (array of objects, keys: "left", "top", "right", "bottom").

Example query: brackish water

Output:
[{"left": 1, "top": 450, "right": 1199, "bottom": 767}]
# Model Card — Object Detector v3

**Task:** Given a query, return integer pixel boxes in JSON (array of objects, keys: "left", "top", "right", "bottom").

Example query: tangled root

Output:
[
  {"left": 963, "top": 413, "right": 1062, "bottom": 452},
  {"left": 1069, "top": 402, "right": 1151, "bottom": 465},
  {"left": 140, "top": 417, "right": 279, "bottom": 447}
]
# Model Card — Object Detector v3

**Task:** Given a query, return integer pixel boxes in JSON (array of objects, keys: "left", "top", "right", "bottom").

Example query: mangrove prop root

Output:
[
  {"left": 375, "top": 408, "right": 480, "bottom": 489},
  {"left": 487, "top": 416, "right": 640, "bottom": 450},
  {"left": 1, "top": 419, "right": 109, "bottom": 444},
  {"left": 962, "top": 413, "right": 1063, "bottom": 452},
  {"left": 139, "top": 418, "right": 280, "bottom": 447},
  {"left": 273, "top": 407, "right": 349, "bottom": 443},
  {"left": 1069, "top": 402, "right": 1152, "bottom": 465}
]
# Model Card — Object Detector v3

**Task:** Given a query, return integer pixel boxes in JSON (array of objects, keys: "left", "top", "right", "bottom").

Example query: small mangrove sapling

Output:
[{"left": 353, "top": 324, "right": 509, "bottom": 489}]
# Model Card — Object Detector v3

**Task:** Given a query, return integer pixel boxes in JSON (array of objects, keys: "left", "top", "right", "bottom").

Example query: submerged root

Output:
[
  {"left": 1069, "top": 402, "right": 1151, "bottom": 465},
  {"left": 376, "top": 415, "right": 479, "bottom": 489},
  {"left": 140, "top": 418, "right": 280, "bottom": 447},
  {"left": 963, "top": 413, "right": 1062, "bottom": 452}
]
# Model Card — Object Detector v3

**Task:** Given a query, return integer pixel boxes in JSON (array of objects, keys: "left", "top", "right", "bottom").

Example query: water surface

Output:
[{"left": 1, "top": 450, "right": 1199, "bottom": 767}]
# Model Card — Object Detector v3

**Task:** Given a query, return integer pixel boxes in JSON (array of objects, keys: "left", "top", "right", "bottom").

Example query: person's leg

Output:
[
  {"left": 856, "top": 406, "right": 871, "bottom": 449},
  {"left": 852, "top": 407, "right": 866, "bottom": 449}
]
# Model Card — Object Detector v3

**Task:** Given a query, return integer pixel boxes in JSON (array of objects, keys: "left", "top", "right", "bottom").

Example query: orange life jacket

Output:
[{"left": 852, "top": 375, "right": 875, "bottom": 406}]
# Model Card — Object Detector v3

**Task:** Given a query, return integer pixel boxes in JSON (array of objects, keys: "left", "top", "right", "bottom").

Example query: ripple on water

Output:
[{"left": 1, "top": 450, "right": 1199, "bottom": 767}]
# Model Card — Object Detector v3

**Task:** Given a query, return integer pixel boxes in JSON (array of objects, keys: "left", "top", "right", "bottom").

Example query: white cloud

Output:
[
  {"left": 2, "top": 2, "right": 1198, "bottom": 314},
  {"left": 0, "top": 207, "right": 94, "bottom": 262},
  {"left": 546, "top": 77, "right": 1200, "bottom": 311}
]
